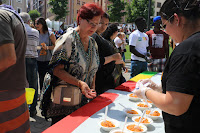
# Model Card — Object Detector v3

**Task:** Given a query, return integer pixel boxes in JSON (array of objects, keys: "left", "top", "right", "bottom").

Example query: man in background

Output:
[
  {"left": 20, "top": 12, "right": 39, "bottom": 117},
  {"left": 0, "top": 1, "right": 30, "bottom": 132},
  {"left": 129, "top": 17, "right": 151, "bottom": 78},
  {"left": 146, "top": 16, "right": 169, "bottom": 72}
]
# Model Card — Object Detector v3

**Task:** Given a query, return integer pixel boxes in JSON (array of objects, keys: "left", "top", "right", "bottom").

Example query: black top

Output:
[
  {"left": 162, "top": 32, "right": 200, "bottom": 133},
  {"left": 92, "top": 33, "right": 116, "bottom": 94}
]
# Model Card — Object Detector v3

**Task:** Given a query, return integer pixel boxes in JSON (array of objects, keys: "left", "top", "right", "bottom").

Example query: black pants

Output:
[
  {"left": 37, "top": 61, "right": 49, "bottom": 92},
  {"left": 51, "top": 115, "right": 66, "bottom": 125}
]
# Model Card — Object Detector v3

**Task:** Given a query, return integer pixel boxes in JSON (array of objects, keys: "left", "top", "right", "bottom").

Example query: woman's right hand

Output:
[{"left": 78, "top": 80, "right": 96, "bottom": 99}]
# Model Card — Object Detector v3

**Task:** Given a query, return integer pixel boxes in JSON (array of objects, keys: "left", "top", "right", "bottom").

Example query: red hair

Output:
[{"left": 77, "top": 3, "right": 104, "bottom": 25}]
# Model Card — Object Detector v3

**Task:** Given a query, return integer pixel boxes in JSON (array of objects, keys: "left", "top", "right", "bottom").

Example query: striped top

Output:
[
  {"left": 0, "top": 90, "right": 30, "bottom": 133},
  {"left": 24, "top": 23, "right": 39, "bottom": 58}
]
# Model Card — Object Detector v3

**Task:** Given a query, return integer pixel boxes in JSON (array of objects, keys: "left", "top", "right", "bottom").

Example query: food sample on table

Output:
[
  {"left": 130, "top": 93, "right": 138, "bottom": 98},
  {"left": 142, "top": 99, "right": 152, "bottom": 103},
  {"left": 126, "top": 110, "right": 138, "bottom": 114},
  {"left": 127, "top": 124, "right": 143, "bottom": 132},
  {"left": 137, "top": 103, "right": 148, "bottom": 107},
  {"left": 146, "top": 110, "right": 160, "bottom": 116},
  {"left": 101, "top": 120, "right": 115, "bottom": 127},
  {"left": 135, "top": 117, "right": 150, "bottom": 124}
]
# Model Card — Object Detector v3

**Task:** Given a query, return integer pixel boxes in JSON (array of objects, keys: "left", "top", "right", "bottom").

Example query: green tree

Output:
[
  {"left": 125, "top": 0, "right": 154, "bottom": 24},
  {"left": 28, "top": 10, "right": 40, "bottom": 25},
  {"left": 49, "top": 0, "right": 69, "bottom": 21},
  {"left": 108, "top": 0, "right": 126, "bottom": 22}
]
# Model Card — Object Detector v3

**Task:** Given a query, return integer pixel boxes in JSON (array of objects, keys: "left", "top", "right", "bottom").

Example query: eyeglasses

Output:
[
  {"left": 86, "top": 19, "right": 99, "bottom": 27},
  {"left": 36, "top": 22, "right": 40, "bottom": 25},
  {"left": 160, "top": 15, "right": 174, "bottom": 29}
]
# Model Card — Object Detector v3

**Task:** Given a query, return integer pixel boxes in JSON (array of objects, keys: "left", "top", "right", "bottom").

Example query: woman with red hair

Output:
[{"left": 44, "top": 3, "right": 103, "bottom": 125}]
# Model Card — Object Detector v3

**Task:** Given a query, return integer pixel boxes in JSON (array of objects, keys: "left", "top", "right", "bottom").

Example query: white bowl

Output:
[
  {"left": 146, "top": 110, "right": 161, "bottom": 121},
  {"left": 125, "top": 122, "right": 147, "bottom": 133},
  {"left": 142, "top": 99, "right": 154, "bottom": 106},
  {"left": 136, "top": 102, "right": 152, "bottom": 111},
  {"left": 132, "top": 116, "right": 153, "bottom": 127},
  {"left": 127, "top": 93, "right": 140, "bottom": 101},
  {"left": 123, "top": 108, "right": 142, "bottom": 118},
  {"left": 99, "top": 119, "right": 120, "bottom": 132},
  {"left": 109, "top": 128, "right": 129, "bottom": 133}
]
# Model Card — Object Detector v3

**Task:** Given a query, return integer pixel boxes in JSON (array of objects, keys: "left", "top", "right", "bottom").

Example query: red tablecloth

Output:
[
  {"left": 114, "top": 81, "right": 136, "bottom": 92},
  {"left": 43, "top": 92, "right": 119, "bottom": 133}
]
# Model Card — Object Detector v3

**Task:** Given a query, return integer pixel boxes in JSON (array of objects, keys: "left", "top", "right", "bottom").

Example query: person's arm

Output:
[
  {"left": 53, "top": 64, "right": 96, "bottom": 99},
  {"left": 44, "top": 33, "right": 56, "bottom": 50},
  {"left": 146, "top": 89, "right": 193, "bottom": 116},
  {"left": 130, "top": 45, "right": 145, "bottom": 58},
  {"left": 104, "top": 53, "right": 122, "bottom": 65},
  {"left": 0, "top": 43, "right": 16, "bottom": 72}
]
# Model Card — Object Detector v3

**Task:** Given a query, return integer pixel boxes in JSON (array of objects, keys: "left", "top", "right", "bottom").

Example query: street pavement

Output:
[{"left": 30, "top": 61, "right": 131, "bottom": 133}]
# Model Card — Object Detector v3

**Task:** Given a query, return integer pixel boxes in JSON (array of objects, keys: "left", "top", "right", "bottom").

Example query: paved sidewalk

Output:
[{"left": 30, "top": 61, "right": 131, "bottom": 133}]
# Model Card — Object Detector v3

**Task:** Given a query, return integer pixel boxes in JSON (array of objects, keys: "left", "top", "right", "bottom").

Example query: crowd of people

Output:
[{"left": 0, "top": 0, "right": 200, "bottom": 132}]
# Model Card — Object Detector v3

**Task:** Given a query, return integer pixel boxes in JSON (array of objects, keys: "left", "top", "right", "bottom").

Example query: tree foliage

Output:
[
  {"left": 28, "top": 10, "right": 40, "bottom": 24},
  {"left": 49, "top": 0, "right": 69, "bottom": 21},
  {"left": 108, "top": 0, "right": 126, "bottom": 22},
  {"left": 126, "top": 0, "right": 154, "bottom": 24}
]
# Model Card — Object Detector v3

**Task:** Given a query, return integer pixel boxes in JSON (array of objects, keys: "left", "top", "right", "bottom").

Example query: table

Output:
[
  {"left": 73, "top": 89, "right": 164, "bottom": 133},
  {"left": 43, "top": 73, "right": 165, "bottom": 133}
]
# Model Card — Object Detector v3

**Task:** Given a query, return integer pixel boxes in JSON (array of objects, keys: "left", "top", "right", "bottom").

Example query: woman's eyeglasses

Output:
[
  {"left": 160, "top": 15, "right": 174, "bottom": 29},
  {"left": 86, "top": 19, "right": 99, "bottom": 27},
  {"left": 36, "top": 22, "right": 40, "bottom": 25}
]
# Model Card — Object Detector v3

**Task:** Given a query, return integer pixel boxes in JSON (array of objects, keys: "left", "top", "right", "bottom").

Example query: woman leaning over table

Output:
[
  {"left": 35, "top": 17, "right": 56, "bottom": 93},
  {"left": 92, "top": 13, "right": 123, "bottom": 95},
  {"left": 101, "top": 24, "right": 127, "bottom": 89},
  {"left": 134, "top": 0, "right": 200, "bottom": 133},
  {"left": 47, "top": 3, "right": 104, "bottom": 125}
]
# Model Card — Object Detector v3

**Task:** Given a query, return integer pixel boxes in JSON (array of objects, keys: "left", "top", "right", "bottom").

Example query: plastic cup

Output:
[{"left": 25, "top": 88, "right": 35, "bottom": 104}]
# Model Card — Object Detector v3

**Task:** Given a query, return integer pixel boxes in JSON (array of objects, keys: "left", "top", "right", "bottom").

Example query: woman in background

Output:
[
  {"left": 92, "top": 13, "right": 123, "bottom": 95},
  {"left": 35, "top": 17, "right": 56, "bottom": 93},
  {"left": 101, "top": 24, "right": 127, "bottom": 89}
]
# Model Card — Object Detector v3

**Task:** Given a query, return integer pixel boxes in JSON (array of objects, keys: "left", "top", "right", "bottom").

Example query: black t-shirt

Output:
[
  {"left": 162, "top": 32, "right": 200, "bottom": 133},
  {"left": 91, "top": 33, "right": 116, "bottom": 94}
]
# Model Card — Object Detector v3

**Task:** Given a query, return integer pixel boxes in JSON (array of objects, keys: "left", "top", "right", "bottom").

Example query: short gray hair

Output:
[{"left": 19, "top": 12, "right": 31, "bottom": 23}]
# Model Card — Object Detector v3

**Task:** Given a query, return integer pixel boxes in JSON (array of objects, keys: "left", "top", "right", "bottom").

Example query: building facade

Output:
[
  {"left": 153, "top": 0, "right": 165, "bottom": 16},
  {"left": 3, "top": 0, "right": 27, "bottom": 13}
]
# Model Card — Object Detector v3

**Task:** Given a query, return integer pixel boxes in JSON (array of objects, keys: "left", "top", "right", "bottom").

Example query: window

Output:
[
  {"left": 157, "top": 2, "right": 161, "bottom": 8},
  {"left": 77, "top": 0, "right": 80, "bottom": 5},
  {"left": 16, "top": 0, "right": 22, "bottom": 3},
  {"left": 82, "top": 2, "right": 85, "bottom": 5},
  {"left": 157, "top": 12, "right": 159, "bottom": 16},
  {"left": 17, "top": 7, "right": 22, "bottom": 13}
]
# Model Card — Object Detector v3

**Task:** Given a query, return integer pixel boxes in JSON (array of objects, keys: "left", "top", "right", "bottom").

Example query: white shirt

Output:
[
  {"left": 129, "top": 29, "right": 149, "bottom": 62},
  {"left": 114, "top": 36, "right": 122, "bottom": 48},
  {"left": 24, "top": 23, "right": 39, "bottom": 58}
]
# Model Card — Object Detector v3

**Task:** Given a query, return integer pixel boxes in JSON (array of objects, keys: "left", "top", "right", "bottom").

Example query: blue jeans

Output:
[
  {"left": 25, "top": 58, "right": 38, "bottom": 112},
  {"left": 130, "top": 60, "right": 147, "bottom": 79},
  {"left": 122, "top": 52, "right": 125, "bottom": 62}
]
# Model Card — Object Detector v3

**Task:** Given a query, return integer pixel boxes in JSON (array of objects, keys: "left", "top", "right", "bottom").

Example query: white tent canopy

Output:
[{"left": 46, "top": 18, "right": 63, "bottom": 31}]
